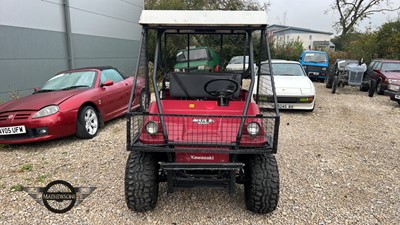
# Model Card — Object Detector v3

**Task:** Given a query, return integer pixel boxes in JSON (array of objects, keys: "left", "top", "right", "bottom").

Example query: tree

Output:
[
  {"left": 376, "top": 20, "right": 400, "bottom": 59},
  {"left": 145, "top": 0, "right": 260, "bottom": 10},
  {"left": 271, "top": 40, "right": 304, "bottom": 61},
  {"left": 328, "top": 0, "right": 400, "bottom": 39}
]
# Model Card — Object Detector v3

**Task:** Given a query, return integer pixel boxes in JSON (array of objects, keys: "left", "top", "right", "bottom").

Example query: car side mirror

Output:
[
  {"left": 101, "top": 80, "right": 114, "bottom": 87},
  {"left": 299, "top": 57, "right": 302, "bottom": 61},
  {"left": 33, "top": 87, "right": 40, "bottom": 93}
]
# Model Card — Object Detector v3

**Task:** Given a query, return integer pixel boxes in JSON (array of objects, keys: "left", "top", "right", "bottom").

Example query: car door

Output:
[
  {"left": 99, "top": 69, "right": 127, "bottom": 119},
  {"left": 372, "top": 62, "right": 383, "bottom": 80}
]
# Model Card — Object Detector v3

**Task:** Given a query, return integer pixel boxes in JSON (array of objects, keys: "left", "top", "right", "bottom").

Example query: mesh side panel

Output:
[{"left": 128, "top": 113, "right": 278, "bottom": 151}]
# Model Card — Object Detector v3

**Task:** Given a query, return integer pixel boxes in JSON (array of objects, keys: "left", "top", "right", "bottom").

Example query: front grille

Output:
[
  {"left": 307, "top": 66, "right": 323, "bottom": 71},
  {"left": 277, "top": 97, "right": 298, "bottom": 103},
  {"left": 254, "top": 95, "right": 313, "bottom": 104},
  {"left": 0, "top": 111, "right": 33, "bottom": 121},
  {"left": 0, "top": 115, "right": 8, "bottom": 121},
  {"left": 128, "top": 112, "right": 278, "bottom": 153}
]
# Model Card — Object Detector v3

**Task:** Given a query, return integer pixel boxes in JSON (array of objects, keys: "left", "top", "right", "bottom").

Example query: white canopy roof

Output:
[{"left": 139, "top": 10, "right": 268, "bottom": 27}]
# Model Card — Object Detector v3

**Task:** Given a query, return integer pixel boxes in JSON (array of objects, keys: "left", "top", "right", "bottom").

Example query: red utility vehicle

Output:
[{"left": 125, "top": 10, "right": 280, "bottom": 214}]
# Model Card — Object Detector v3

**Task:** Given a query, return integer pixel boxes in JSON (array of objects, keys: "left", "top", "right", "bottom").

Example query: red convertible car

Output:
[{"left": 0, "top": 66, "right": 147, "bottom": 144}]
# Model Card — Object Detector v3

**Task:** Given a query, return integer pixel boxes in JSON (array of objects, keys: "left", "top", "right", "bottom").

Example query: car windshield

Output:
[
  {"left": 303, "top": 52, "right": 327, "bottom": 63},
  {"left": 229, "top": 56, "right": 249, "bottom": 64},
  {"left": 176, "top": 48, "right": 209, "bottom": 62},
  {"left": 260, "top": 63, "right": 306, "bottom": 76},
  {"left": 381, "top": 62, "right": 400, "bottom": 71},
  {"left": 40, "top": 71, "right": 96, "bottom": 91}
]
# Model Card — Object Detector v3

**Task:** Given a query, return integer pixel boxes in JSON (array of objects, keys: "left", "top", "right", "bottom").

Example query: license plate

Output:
[
  {"left": 278, "top": 104, "right": 293, "bottom": 109},
  {"left": 308, "top": 72, "right": 319, "bottom": 76},
  {"left": 395, "top": 94, "right": 400, "bottom": 100},
  {"left": 0, "top": 125, "right": 26, "bottom": 135}
]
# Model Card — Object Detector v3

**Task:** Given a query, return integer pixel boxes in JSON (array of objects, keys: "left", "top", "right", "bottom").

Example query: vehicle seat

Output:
[{"left": 169, "top": 72, "right": 241, "bottom": 99}]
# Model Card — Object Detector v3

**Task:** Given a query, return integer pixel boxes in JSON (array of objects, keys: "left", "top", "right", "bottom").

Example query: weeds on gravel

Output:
[
  {"left": 20, "top": 164, "right": 33, "bottom": 172},
  {"left": 36, "top": 175, "right": 47, "bottom": 183},
  {"left": 10, "top": 184, "right": 23, "bottom": 192}
]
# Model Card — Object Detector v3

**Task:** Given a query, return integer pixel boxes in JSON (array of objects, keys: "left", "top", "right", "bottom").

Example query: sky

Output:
[{"left": 263, "top": 0, "right": 400, "bottom": 36}]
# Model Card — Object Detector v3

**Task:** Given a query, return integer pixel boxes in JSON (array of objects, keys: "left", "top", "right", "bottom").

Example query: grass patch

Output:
[
  {"left": 10, "top": 184, "right": 23, "bottom": 192},
  {"left": 36, "top": 175, "right": 47, "bottom": 183},
  {"left": 20, "top": 164, "right": 33, "bottom": 172}
]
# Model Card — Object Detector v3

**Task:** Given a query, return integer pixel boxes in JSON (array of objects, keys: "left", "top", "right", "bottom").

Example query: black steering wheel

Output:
[{"left": 203, "top": 78, "right": 239, "bottom": 99}]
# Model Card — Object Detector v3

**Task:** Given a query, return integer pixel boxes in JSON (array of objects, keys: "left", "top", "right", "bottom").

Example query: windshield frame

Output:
[
  {"left": 40, "top": 70, "right": 97, "bottom": 91},
  {"left": 260, "top": 62, "right": 306, "bottom": 77},
  {"left": 176, "top": 48, "right": 211, "bottom": 62},
  {"left": 303, "top": 52, "right": 328, "bottom": 63}
]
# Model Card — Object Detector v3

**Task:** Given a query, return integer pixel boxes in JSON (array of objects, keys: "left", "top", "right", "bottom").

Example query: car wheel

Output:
[
  {"left": 244, "top": 154, "right": 279, "bottom": 214},
  {"left": 326, "top": 73, "right": 333, "bottom": 88},
  {"left": 332, "top": 76, "right": 338, "bottom": 94},
  {"left": 359, "top": 81, "right": 369, "bottom": 92},
  {"left": 125, "top": 151, "right": 159, "bottom": 212},
  {"left": 368, "top": 79, "right": 377, "bottom": 97},
  {"left": 76, "top": 105, "right": 99, "bottom": 139},
  {"left": 376, "top": 81, "right": 384, "bottom": 95},
  {"left": 139, "top": 90, "right": 149, "bottom": 112}
]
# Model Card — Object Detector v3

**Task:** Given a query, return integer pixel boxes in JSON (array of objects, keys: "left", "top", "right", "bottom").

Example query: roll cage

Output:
[{"left": 127, "top": 10, "right": 280, "bottom": 154}]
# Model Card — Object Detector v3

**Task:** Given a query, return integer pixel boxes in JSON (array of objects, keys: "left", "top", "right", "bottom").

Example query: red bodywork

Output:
[
  {"left": 371, "top": 60, "right": 400, "bottom": 89},
  {"left": 0, "top": 68, "right": 145, "bottom": 144},
  {"left": 139, "top": 98, "right": 266, "bottom": 163}
]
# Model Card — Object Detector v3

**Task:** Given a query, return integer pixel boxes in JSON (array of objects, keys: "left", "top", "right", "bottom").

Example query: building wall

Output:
[
  {"left": 274, "top": 30, "right": 332, "bottom": 50},
  {"left": 0, "top": 0, "right": 143, "bottom": 102}
]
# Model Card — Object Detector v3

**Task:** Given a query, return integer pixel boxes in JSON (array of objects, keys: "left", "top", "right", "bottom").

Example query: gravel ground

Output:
[{"left": 0, "top": 83, "right": 399, "bottom": 224}]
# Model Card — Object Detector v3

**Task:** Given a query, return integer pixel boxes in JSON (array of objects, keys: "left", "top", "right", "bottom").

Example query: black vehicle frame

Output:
[{"left": 124, "top": 10, "right": 280, "bottom": 214}]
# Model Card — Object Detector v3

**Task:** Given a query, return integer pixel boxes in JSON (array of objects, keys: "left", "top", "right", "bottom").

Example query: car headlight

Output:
[
  {"left": 174, "top": 68, "right": 180, "bottom": 72},
  {"left": 32, "top": 105, "right": 59, "bottom": 118},
  {"left": 388, "top": 79, "right": 399, "bottom": 84},
  {"left": 198, "top": 65, "right": 205, "bottom": 70},
  {"left": 322, "top": 67, "right": 327, "bottom": 71},
  {"left": 388, "top": 84, "right": 400, "bottom": 92},
  {"left": 247, "top": 122, "right": 260, "bottom": 136},
  {"left": 145, "top": 121, "right": 159, "bottom": 135}
]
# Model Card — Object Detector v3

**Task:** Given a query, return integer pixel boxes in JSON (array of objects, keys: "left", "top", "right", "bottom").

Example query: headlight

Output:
[
  {"left": 247, "top": 122, "right": 260, "bottom": 136},
  {"left": 303, "top": 66, "right": 307, "bottom": 69},
  {"left": 198, "top": 65, "right": 205, "bottom": 70},
  {"left": 32, "top": 105, "right": 59, "bottom": 118},
  {"left": 145, "top": 121, "right": 159, "bottom": 135},
  {"left": 388, "top": 84, "right": 400, "bottom": 92},
  {"left": 174, "top": 68, "right": 180, "bottom": 72},
  {"left": 322, "top": 67, "right": 327, "bottom": 71},
  {"left": 388, "top": 79, "right": 399, "bottom": 84}
]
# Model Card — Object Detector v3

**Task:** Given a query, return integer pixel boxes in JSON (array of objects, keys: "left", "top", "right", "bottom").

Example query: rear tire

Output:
[
  {"left": 359, "top": 82, "right": 369, "bottom": 92},
  {"left": 125, "top": 151, "right": 159, "bottom": 212},
  {"left": 244, "top": 154, "right": 279, "bottom": 214},
  {"left": 369, "top": 79, "right": 377, "bottom": 97},
  {"left": 76, "top": 105, "right": 99, "bottom": 139},
  {"left": 326, "top": 74, "right": 333, "bottom": 88},
  {"left": 332, "top": 76, "right": 338, "bottom": 94},
  {"left": 376, "top": 81, "right": 384, "bottom": 95}
]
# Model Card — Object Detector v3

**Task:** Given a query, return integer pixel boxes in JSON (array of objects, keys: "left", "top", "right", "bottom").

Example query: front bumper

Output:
[
  {"left": 0, "top": 111, "right": 76, "bottom": 144},
  {"left": 384, "top": 90, "right": 400, "bottom": 102}
]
